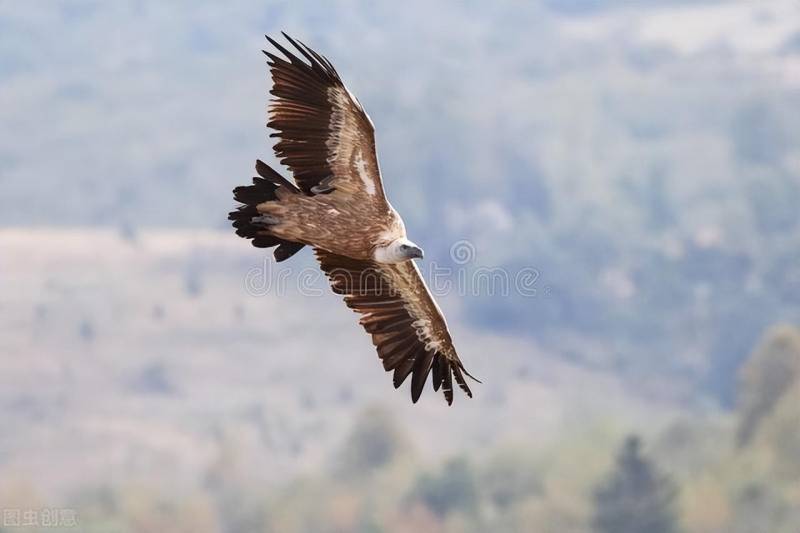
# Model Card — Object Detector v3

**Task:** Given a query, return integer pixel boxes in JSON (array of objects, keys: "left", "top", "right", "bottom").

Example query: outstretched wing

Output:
[
  {"left": 264, "top": 33, "right": 385, "bottom": 199},
  {"left": 316, "top": 250, "right": 477, "bottom": 405}
]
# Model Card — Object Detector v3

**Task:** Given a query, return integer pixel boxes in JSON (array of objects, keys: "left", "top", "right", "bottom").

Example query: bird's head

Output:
[{"left": 374, "top": 237, "right": 424, "bottom": 264}]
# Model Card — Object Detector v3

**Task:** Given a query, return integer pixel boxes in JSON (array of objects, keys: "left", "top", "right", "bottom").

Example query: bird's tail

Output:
[{"left": 228, "top": 160, "right": 305, "bottom": 262}]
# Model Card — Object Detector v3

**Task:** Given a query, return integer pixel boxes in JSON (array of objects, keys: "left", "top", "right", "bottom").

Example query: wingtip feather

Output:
[{"left": 410, "top": 350, "right": 434, "bottom": 403}]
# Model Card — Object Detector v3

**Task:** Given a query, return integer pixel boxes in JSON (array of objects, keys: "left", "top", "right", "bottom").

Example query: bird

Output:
[{"left": 229, "top": 33, "right": 478, "bottom": 405}]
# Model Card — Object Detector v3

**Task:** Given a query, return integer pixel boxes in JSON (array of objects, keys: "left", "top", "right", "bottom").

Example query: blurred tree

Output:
[
  {"left": 731, "top": 100, "right": 788, "bottom": 165},
  {"left": 337, "top": 384, "right": 354, "bottom": 405},
  {"left": 184, "top": 270, "right": 204, "bottom": 298},
  {"left": 336, "top": 406, "right": 409, "bottom": 478},
  {"left": 184, "top": 252, "right": 206, "bottom": 298},
  {"left": 744, "top": 171, "right": 800, "bottom": 236},
  {"left": 758, "top": 381, "right": 800, "bottom": 481},
  {"left": 129, "top": 362, "right": 174, "bottom": 395},
  {"left": 480, "top": 448, "right": 543, "bottom": 509},
  {"left": 736, "top": 324, "right": 800, "bottom": 446},
  {"left": 204, "top": 431, "right": 267, "bottom": 533},
  {"left": 78, "top": 319, "right": 95, "bottom": 342},
  {"left": 782, "top": 31, "right": 800, "bottom": 54},
  {"left": 706, "top": 306, "right": 775, "bottom": 408},
  {"left": 76, "top": 486, "right": 219, "bottom": 533},
  {"left": 356, "top": 507, "right": 385, "bottom": 533},
  {"left": 592, "top": 436, "right": 677, "bottom": 533},
  {"left": 728, "top": 483, "right": 793, "bottom": 533},
  {"left": 766, "top": 249, "right": 800, "bottom": 305},
  {"left": 151, "top": 303, "right": 165, "bottom": 321},
  {"left": 413, "top": 457, "right": 478, "bottom": 518},
  {"left": 620, "top": 163, "right": 675, "bottom": 232},
  {"left": 118, "top": 221, "right": 138, "bottom": 243}
]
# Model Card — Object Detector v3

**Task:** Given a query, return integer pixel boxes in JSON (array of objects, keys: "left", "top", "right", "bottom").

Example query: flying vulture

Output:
[{"left": 229, "top": 33, "right": 477, "bottom": 404}]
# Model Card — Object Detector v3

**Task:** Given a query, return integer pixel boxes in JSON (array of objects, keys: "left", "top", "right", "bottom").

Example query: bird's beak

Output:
[{"left": 410, "top": 246, "right": 424, "bottom": 260}]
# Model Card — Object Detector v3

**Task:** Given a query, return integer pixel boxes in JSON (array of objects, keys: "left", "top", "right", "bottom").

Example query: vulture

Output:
[{"left": 229, "top": 33, "right": 477, "bottom": 404}]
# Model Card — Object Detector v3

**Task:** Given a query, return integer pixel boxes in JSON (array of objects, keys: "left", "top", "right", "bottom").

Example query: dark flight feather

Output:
[
  {"left": 315, "top": 249, "right": 475, "bottom": 405},
  {"left": 263, "top": 33, "right": 383, "bottom": 199}
]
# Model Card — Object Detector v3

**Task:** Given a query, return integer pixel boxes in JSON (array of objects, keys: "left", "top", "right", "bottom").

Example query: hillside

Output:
[
  {"left": 0, "top": 228, "right": 680, "bottom": 498},
  {"left": 1, "top": 0, "right": 799, "bottom": 403}
]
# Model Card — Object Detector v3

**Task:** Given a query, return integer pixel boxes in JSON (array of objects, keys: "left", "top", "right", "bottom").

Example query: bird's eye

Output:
[{"left": 400, "top": 244, "right": 409, "bottom": 250}]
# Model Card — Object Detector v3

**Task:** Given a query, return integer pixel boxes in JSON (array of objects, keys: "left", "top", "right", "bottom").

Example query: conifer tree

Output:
[{"left": 592, "top": 436, "right": 678, "bottom": 533}]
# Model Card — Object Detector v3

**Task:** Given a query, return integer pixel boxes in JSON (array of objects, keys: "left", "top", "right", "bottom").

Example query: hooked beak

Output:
[{"left": 409, "top": 246, "right": 424, "bottom": 260}]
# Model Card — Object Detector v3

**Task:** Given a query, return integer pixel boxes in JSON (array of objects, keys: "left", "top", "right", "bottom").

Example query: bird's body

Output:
[
  {"left": 257, "top": 173, "right": 406, "bottom": 262},
  {"left": 229, "top": 33, "right": 477, "bottom": 404}
]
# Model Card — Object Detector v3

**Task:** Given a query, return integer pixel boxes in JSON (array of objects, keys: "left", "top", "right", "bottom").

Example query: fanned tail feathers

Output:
[{"left": 228, "top": 160, "right": 305, "bottom": 262}]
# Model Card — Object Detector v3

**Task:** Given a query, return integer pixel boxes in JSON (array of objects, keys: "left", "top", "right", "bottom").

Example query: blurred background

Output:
[{"left": 1, "top": 1, "right": 800, "bottom": 532}]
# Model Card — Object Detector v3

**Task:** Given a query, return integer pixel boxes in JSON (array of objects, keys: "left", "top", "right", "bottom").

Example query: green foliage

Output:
[
  {"left": 336, "top": 406, "right": 409, "bottom": 478},
  {"left": 480, "top": 448, "right": 543, "bottom": 509},
  {"left": 33, "top": 359, "right": 800, "bottom": 533},
  {"left": 736, "top": 324, "right": 800, "bottom": 446},
  {"left": 758, "top": 382, "right": 800, "bottom": 480},
  {"left": 592, "top": 436, "right": 678, "bottom": 533},
  {"left": 412, "top": 458, "right": 478, "bottom": 518},
  {"left": 728, "top": 482, "right": 800, "bottom": 533}
]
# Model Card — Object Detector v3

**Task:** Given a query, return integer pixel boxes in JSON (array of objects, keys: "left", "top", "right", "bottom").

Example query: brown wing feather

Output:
[
  {"left": 315, "top": 249, "right": 476, "bottom": 405},
  {"left": 264, "top": 33, "right": 385, "bottom": 199}
]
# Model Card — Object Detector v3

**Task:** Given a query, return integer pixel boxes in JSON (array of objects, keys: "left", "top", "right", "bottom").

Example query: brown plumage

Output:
[{"left": 228, "top": 33, "right": 478, "bottom": 404}]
